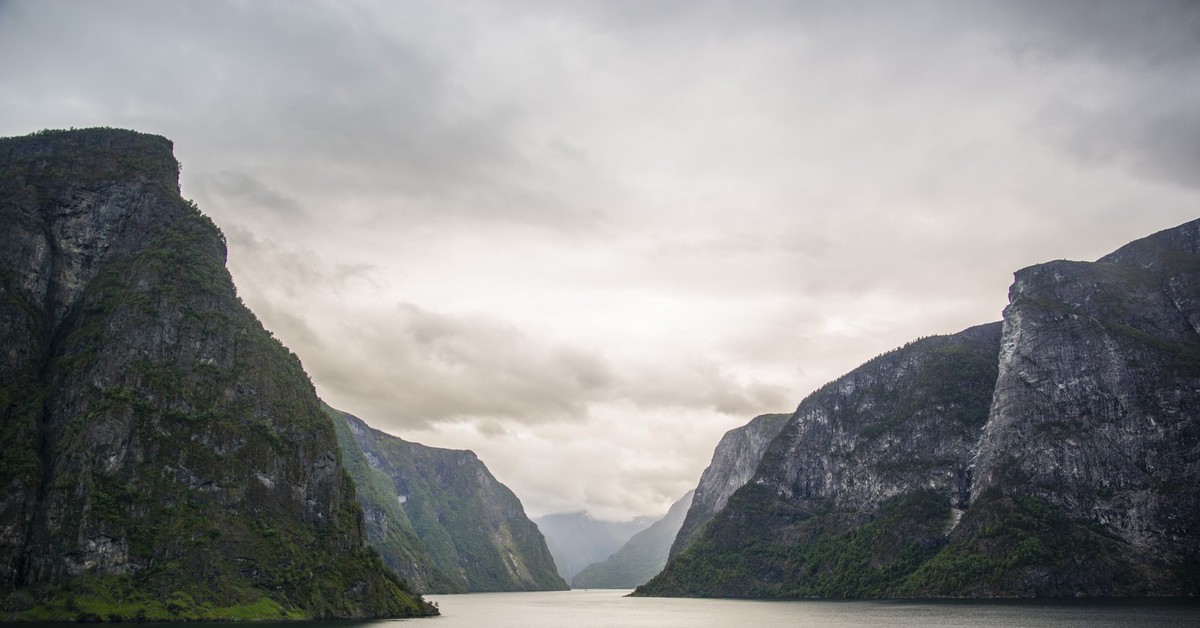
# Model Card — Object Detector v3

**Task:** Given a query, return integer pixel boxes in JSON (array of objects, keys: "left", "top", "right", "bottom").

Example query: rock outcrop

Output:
[
  {"left": 0, "top": 128, "right": 434, "bottom": 619},
  {"left": 640, "top": 219, "right": 1200, "bottom": 598},
  {"left": 669, "top": 414, "right": 789, "bottom": 559},
  {"left": 960, "top": 220, "right": 1200, "bottom": 594},
  {"left": 640, "top": 323, "right": 1002, "bottom": 597},
  {"left": 572, "top": 490, "right": 694, "bottom": 589},
  {"left": 339, "top": 410, "right": 566, "bottom": 592}
]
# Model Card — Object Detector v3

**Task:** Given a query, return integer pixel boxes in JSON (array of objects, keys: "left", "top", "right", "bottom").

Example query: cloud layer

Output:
[{"left": 3, "top": 0, "right": 1197, "bottom": 519}]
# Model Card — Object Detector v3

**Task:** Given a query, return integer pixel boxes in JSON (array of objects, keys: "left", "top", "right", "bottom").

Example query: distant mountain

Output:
[
  {"left": 326, "top": 405, "right": 457, "bottom": 593},
  {"left": 535, "top": 512, "right": 654, "bottom": 582},
  {"left": 670, "top": 414, "right": 789, "bottom": 559},
  {"left": 640, "top": 219, "right": 1200, "bottom": 598},
  {"left": 0, "top": 128, "right": 433, "bottom": 620},
  {"left": 573, "top": 491, "right": 694, "bottom": 589},
  {"left": 337, "top": 410, "right": 567, "bottom": 593}
]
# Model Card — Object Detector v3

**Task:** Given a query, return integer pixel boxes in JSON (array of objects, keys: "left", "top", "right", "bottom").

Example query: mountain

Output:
[
  {"left": 669, "top": 414, "right": 789, "bottom": 559},
  {"left": 572, "top": 490, "right": 694, "bottom": 589},
  {"left": 639, "top": 322, "right": 1002, "bottom": 597},
  {"left": 639, "top": 219, "right": 1200, "bottom": 598},
  {"left": 0, "top": 128, "right": 434, "bottom": 619},
  {"left": 326, "top": 404, "right": 456, "bottom": 593},
  {"left": 535, "top": 512, "right": 654, "bottom": 582},
  {"left": 337, "top": 410, "right": 566, "bottom": 593}
]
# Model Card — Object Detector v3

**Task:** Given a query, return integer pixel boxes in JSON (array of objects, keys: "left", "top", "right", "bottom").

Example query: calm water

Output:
[
  {"left": 9, "top": 590, "right": 1199, "bottom": 627},
  {"left": 401, "top": 589, "right": 1200, "bottom": 628}
]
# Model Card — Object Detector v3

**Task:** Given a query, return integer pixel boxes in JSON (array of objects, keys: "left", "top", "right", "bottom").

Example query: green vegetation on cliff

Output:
[
  {"left": 642, "top": 220, "right": 1200, "bottom": 600},
  {"left": 639, "top": 487, "right": 1152, "bottom": 598},
  {"left": 901, "top": 490, "right": 1146, "bottom": 596},
  {"left": 327, "top": 404, "right": 461, "bottom": 593},
  {"left": 0, "top": 128, "right": 435, "bottom": 620},
  {"left": 638, "top": 488, "right": 951, "bottom": 597},
  {"left": 340, "top": 412, "right": 567, "bottom": 592}
]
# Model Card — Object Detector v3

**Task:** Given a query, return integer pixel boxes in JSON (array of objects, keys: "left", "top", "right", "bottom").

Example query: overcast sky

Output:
[{"left": 2, "top": 0, "right": 1197, "bottom": 520}]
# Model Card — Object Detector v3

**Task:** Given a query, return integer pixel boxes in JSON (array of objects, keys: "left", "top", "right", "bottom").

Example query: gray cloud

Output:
[
  {"left": 1036, "top": 95, "right": 1200, "bottom": 193},
  {"left": 307, "top": 301, "right": 789, "bottom": 429},
  {"left": 200, "top": 172, "right": 308, "bottom": 220},
  {"left": 2, "top": 0, "right": 1197, "bottom": 519},
  {"left": 994, "top": 0, "right": 1200, "bottom": 191},
  {"left": 997, "top": 0, "right": 1200, "bottom": 70}
]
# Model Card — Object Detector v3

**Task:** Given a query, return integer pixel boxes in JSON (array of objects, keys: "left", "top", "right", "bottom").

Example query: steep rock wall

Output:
[
  {"left": 641, "top": 219, "right": 1200, "bottom": 599},
  {"left": 969, "top": 220, "right": 1200, "bottom": 582},
  {"left": 639, "top": 323, "right": 1001, "bottom": 597},
  {"left": 0, "top": 128, "right": 432, "bottom": 619},
  {"left": 669, "top": 414, "right": 788, "bottom": 559},
  {"left": 341, "top": 411, "right": 566, "bottom": 592}
]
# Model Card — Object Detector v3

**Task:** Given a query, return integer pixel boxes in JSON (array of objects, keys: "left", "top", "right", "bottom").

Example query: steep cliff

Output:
[
  {"left": 326, "top": 405, "right": 457, "bottom": 593},
  {"left": 572, "top": 490, "right": 693, "bottom": 589},
  {"left": 638, "top": 323, "right": 1003, "bottom": 597},
  {"left": 0, "top": 128, "right": 434, "bottom": 619},
  {"left": 935, "top": 220, "right": 1200, "bottom": 596},
  {"left": 340, "top": 411, "right": 566, "bottom": 592},
  {"left": 641, "top": 219, "right": 1200, "bottom": 599},
  {"left": 669, "top": 414, "right": 789, "bottom": 559}
]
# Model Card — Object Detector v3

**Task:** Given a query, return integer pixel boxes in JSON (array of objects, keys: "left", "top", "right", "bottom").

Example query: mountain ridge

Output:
[
  {"left": 0, "top": 128, "right": 435, "bottom": 619},
  {"left": 338, "top": 409, "right": 567, "bottom": 593},
  {"left": 639, "top": 219, "right": 1200, "bottom": 598},
  {"left": 669, "top": 413, "right": 789, "bottom": 560}
]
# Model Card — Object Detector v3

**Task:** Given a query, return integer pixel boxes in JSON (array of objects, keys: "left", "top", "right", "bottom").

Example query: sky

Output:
[{"left": 2, "top": 0, "right": 1198, "bottom": 521}]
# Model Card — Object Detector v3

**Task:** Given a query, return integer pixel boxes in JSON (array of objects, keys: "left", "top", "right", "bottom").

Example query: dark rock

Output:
[
  {"left": 639, "top": 323, "right": 1002, "bottom": 597},
  {"left": 670, "top": 414, "right": 789, "bottom": 559},
  {"left": 642, "top": 219, "right": 1200, "bottom": 598},
  {"left": 0, "top": 128, "right": 434, "bottom": 619}
]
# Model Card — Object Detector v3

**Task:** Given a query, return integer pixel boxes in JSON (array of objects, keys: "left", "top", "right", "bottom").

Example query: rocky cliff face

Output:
[
  {"left": 640, "top": 323, "right": 1002, "bottom": 597},
  {"left": 0, "top": 129, "right": 433, "bottom": 619},
  {"left": 340, "top": 411, "right": 566, "bottom": 593},
  {"left": 641, "top": 220, "right": 1200, "bottom": 599},
  {"left": 961, "top": 221, "right": 1200, "bottom": 593},
  {"left": 572, "top": 490, "right": 694, "bottom": 589},
  {"left": 758, "top": 322, "right": 1003, "bottom": 514},
  {"left": 669, "top": 414, "right": 788, "bottom": 559}
]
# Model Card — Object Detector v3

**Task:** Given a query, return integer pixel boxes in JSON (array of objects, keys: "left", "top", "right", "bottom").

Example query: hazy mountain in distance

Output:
[
  {"left": 573, "top": 491, "right": 694, "bottom": 589},
  {"left": 535, "top": 512, "right": 654, "bottom": 582}
]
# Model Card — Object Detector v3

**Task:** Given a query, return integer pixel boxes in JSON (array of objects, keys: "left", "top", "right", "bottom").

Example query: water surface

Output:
[
  {"left": 408, "top": 589, "right": 1199, "bottom": 628},
  {"left": 9, "top": 590, "right": 1197, "bottom": 627}
]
